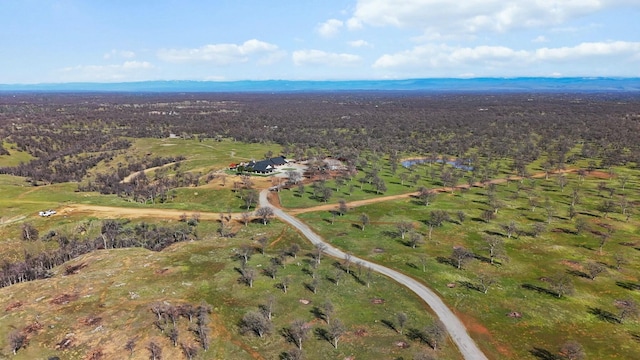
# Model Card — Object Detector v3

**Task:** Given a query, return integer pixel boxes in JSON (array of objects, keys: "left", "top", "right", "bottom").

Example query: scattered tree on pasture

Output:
[
  {"left": 359, "top": 213, "right": 370, "bottom": 231},
  {"left": 396, "top": 312, "right": 408, "bottom": 334},
  {"left": 147, "top": 341, "right": 162, "bottom": 360},
  {"left": 549, "top": 272, "right": 575, "bottom": 298},
  {"left": 240, "top": 311, "right": 272, "bottom": 338},
  {"left": 559, "top": 340, "right": 585, "bottom": 360},
  {"left": 397, "top": 220, "right": 414, "bottom": 240},
  {"left": 254, "top": 206, "right": 273, "bottom": 225},
  {"left": 585, "top": 261, "right": 606, "bottom": 280},
  {"left": 288, "top": 319, "right": 311, "bottom": 350},
  {"left": 328, "top": 319, "right": 346, "bottom": 349},
  {"left": 451, "top": 247, "right": 473, "bottom": 269},
  {"left": 423, "top": 320, "right": 447, "bottom": 351}
]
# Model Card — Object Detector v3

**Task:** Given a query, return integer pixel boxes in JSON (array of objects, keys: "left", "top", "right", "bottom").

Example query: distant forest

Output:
[{"left": 1, "top": 92, "right": 639, "bottom": 184}]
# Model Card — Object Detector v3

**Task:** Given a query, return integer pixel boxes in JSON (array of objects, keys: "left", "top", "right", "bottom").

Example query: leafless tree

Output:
[
  {"left": 328, "top": 319, "right": 346, "bottom": 349},
  {"left": 397, "top": 221, "right": 414, "bottom": 240},
  {"left": 549, "top": 272, "right": 575, "bottom": 298},
  {"left": 616, "top": 298, "right": 639, "bottom": 323},
  {"left": 180, "top": 342, "right": 198, "bottom": 360},
  {"left": 321, "top": 300, "right": 334, "bottom": 325},
  {"left": 451, "top": 247, "right": 473, "bottom": 269},
  {"left": 396, "top": 312, "right": 408, "bottom": 334},
  {"left": 256, "top": 207, "right": 274, "bottom": 225},
  {"left": 8, "top": 330, "right": 26, "bottom": 355},
  {"left": 359, "top": 213, "right": 369, "bottom": 231},
  {"left": 585, "top": 261, "right": 606, "bottom": 280},
  {"left": 125, "top": 337, "right": 137, "bottom": 356},
  {"left": 147, "top": 341, "right": 162, "bottom": 360},
  {"left": 559, "top": 340, "right": 585, "bottom": 360},
  {"left": 423, "top": 320, "right": 446, "bottom": 351},
  {"left": 241, "top": 267, "right": 257, "bottom": 288},
  {"left": 287, "top": 319, "right": 310, "bottom": 350},
  {"left": 240, "top": 310, "right": 272, "bottom": 338}
]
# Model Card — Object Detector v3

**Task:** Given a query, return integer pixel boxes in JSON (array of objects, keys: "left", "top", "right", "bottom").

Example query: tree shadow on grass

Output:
[
  {"left": 588, "top": 307, "right": 620, "bottom": 323},
  {"left": 380, "top": 319, "right": 396, "bottom": 332},
  {"left": 521, "top": 283, "right": 558, "bottom": 298},
  {"left": 616, "top": 281, "right": 640, "bottom": 291},
  {"left": 530, "top": 347, "right": 560, "bottom": 360},
  {"left": 436, "top": 256, "right": 457, "bottom": 268},
  {"left": 459, "top": 281, "right": 483, "bottom": 293},
  {"left": 406, "top": 328, "right": 425, "bottom": 342},
  {"left": 566, "top": 269, "right": 591, "bottom": 279}
]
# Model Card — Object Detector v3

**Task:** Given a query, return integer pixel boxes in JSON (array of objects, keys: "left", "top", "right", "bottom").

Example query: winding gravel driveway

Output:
[{"left": 259, "top": 190, "right": 488, "bottom": 360}]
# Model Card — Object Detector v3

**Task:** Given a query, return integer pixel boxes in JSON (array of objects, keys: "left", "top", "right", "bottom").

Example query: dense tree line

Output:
[
  {"left": 0, "top": 220, "right": 198, "bottom": 288},
  {"left": 2, "top": 92, "right": 640, "bottom": 187}
]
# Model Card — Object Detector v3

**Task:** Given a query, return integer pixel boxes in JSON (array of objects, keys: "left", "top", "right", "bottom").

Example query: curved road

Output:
[{"left": 259, "top": 190, "right": 488, "bottom": 360}]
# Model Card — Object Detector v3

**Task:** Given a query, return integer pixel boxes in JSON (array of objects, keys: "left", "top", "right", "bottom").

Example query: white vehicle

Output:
[{"left": 38, "top": 210, "right": 56, "bottom": 217}]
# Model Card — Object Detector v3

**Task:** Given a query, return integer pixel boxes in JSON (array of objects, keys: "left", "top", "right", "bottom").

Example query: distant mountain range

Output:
[{"left": 1, "top": 78, "right": 639, "bottom": 93}]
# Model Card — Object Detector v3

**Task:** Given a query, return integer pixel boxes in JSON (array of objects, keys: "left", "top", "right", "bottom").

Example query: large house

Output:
[{"left": 243, "top": 156, "right": 288, "bottom": 174}]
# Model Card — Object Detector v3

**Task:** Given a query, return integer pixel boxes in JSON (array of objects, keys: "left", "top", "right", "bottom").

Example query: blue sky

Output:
[{"left": 1, "top": 0, "right": 639, "bottom": 83}]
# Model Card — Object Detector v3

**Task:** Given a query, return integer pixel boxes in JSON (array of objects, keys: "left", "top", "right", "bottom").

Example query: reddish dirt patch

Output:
[
  {"left": 81, "top": 316, "right": 103, "bottom": 327},
  {"left": 56, "top": 336, "right": 74, "bottom": 350},
  {"left": 395, "top": 340, "right": 410, "bottom": 348},
  {"left": 589, "top": 170, "right": 611, "bottom": 179},
  {"left": 371, "top": 298, "right": 385, "bottom": 304},
  {"left": 154, "top": 268, "right": 170, "bottom": 275},
  {"left": 50, "top": 293, "right": 79, "bottom": 305},
  {"left": 299, "top": 299, "right": 311, "bottom": 305},
  {"left": 24, "top": 321, "right": 43, "bottom": 334},
  {"left": 560, "top": 260, "right": 582, "bottom": 271},
  {"left": 85, "top": 348, "right": 104, "bottom": 360},
  {"left": 354, "top": 328, "right": 368, "bottom": 337},
  {"left": 5, "top": 301, "right": 22, "bottom": 312},
  {"left": 455, "top": 310, "right": 513, "bottom": 358}
]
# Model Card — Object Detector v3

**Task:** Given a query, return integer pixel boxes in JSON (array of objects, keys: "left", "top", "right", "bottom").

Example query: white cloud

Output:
[
  {"left": 58, "top": 61, "right": 155, "bottom": 81},
  {"left": 348, "top": 0, "right": 632, "bottom": 35},
  {"left": 317, "top": 18, "right": 344, "bottom": 37},
  {"left": 157, "top": 39, "right": 280, "bottom": 64},
  {"left": 348, "top": 39, "right": 371, "bottom": 47},
  {"left": 292, "top": 50, "right": 361, "bottom": 66},
  {"left": 532, "top": 35, "right": 548, "bottom": 43},
  {"left": 103, "top": 49, "right": 136, "bottom": 59},
  {"left": 373, "top": 41, "right": 640, "bottom": 75}
]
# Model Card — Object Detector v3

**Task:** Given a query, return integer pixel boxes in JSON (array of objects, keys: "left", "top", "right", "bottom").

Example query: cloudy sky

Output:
[{"left": 1, "top": 0, "right": 639, "bottom": 83}]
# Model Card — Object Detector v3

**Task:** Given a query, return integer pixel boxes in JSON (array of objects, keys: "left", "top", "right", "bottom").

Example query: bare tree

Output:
[
  {"left": 397, "top": 221, "right": 414, "bottom": 240},
  {"left": 241, "top": 212, "right": 251, "bottom": 226},
  {"left": 281, "top": 275, "right": 291, "bottom": 293},
  {"left": 359, "top": 213, "right": 370, "bottom": 231},
  {"left": 549, "top": 272, "right": 575, "bottom": 298},
  {"left": 481, "top": 235, "right": 505, "bottom": 265},
  {"left": 124, "top": 337, "right": 137, "bottom": 356},
  {"left": 288, "top": 319, "right": 310, "bottom": 350},
  {"left": 240, "top": 310, "right": 272, "bottom": 337},
  {"left": 168, "top": 327, "right": 179, "bottom": 347},
  {"left": 241, "top": 267, "right": 257, "bottom": 288},
  {"left": 180, "top": 342, "right": 199, "bottom": 360},
  {"left": 408, "top": 231, "right": 424, "bottom": 249},
  {"left": 614, "top": 253, "right": 628, "bottom": 271},
  {"left": 585, "top": 261, "right": 606, "bottom": 280},
  {"left": 261, "top": 294, "right": 276, "bottom": 321},
  {"left": 559, "top": 340, "right": 585, "bottom": 360},
  {"left": 451, "top": 247, "right": 473, "bottom": 269},
  {"left": 256, "top": 207, "right": 274, "bottom": 225},
  {"left": 418, "top": 255, "right": 428, "bottom": 272},
  {"left": 328, "top": 319, "right": 346, "bottom": 349},
  {"left": 147, "top": 341, "right": 162, "bottom": 360},
  {"left": 423, "top": 320, "right": 446, "bottom": 351},
  {"left": 283, "top": 348, "right": 305, "bottom": 360},
  {"left": 288, "top": 243, "right": 301, "bottom": 259},
  {"left": 321, "top": 300, "right": 334, "bottom": 325},
  {"left": 477, "top": 272, "right": 497, "bottom": 294},
  {"left": 338, "top": 199, "right": 348, "bottom": 216},
  {"left": 21, "top": 223, "right": 39, "bottom": 241},
  {"left": 257, "top": 236, "right": 269, "bottom": 255},
  {"left": 616, "top": 298, "right": 639, "bottom": 323},
  {"left": 313, "top": 243, "right": 327, "bottom": 265},
  {"left": 236, "top": 244, "right": 253, "bottom": 267},
  {"left": 8, "top": 330, "right": 26, "bottom": 355},
  {"left": 396, "top": 312, "right": 408, "bottom": 334}
]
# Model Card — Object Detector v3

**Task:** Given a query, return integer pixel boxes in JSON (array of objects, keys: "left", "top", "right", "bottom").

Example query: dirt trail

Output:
[{"left": 58, "top": 204, "right": 243, "bottom": 221}]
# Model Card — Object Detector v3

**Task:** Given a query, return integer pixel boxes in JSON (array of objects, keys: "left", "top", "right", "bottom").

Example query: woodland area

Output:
[
  {"left": 1, "top": 92, "right": 640, "bottom": 186},
  {"left": 2, "top": 91, "right": 640, "bottom": 360}
]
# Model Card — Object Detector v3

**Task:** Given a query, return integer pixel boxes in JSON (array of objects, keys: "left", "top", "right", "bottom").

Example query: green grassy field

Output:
[
  {"left": 0, "top": 218, "right": 461, "bottom": 359},
  {"left": 2, "top": 138, "right": 640, "bottom": 359},
  {"left": 294, "top": 170, "right": 640, "bottom": 359}
]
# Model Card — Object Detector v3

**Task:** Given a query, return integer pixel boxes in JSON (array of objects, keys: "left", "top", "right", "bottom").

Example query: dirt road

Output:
[{"left": 259, "top": 189, "right": 488, "bottom": 360}]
